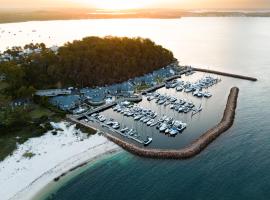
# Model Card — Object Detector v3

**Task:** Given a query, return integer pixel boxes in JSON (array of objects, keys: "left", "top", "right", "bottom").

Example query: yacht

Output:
[
  {"left": 177, "top": 123, "right": 187, "bottom": 132},
  {"left": 144, "top": 137, "right": 153, "bottom": 146},
  {"left": 120, "top": 127, "right": 129, "bottom": 133},
  {"left": 147, "top": 96, "right": 155, "bottom": 101},
  {"left": 176, "top": 86, "right": 183, "bottom": 92},
  {"left": 127, "top": 129, "right": 135, "bottom": 136},
  {"left": 91, "top": 113, "right": 98, "bottom": 118},
  {"left": 150, "top": 121, "right": 158, "bottom": 127},
  {"left": 164, "top": 101, "right": 171, "bottom": 106},
  {"left": 147, "top": 119, "right": 155, "bottom": 126},
  {"left": 112, "top": 122, "right": 120, "bottom": 129},
  {"left": 134, "top": 115, "right": 142, "bottom": 120},
  {"left": 158, "top": 99, "right": 166, "bottom": 105},
  {"left": 169, "top": 127, "right": 179, "bottom": 136},
  {"left": 204, "top": 92, "right": 212, "bottom": 98},
  {"left": 143, "top": 117, "right": 151, "bottom": 123},
  {"left": 140, "top": 116, "right": 146, "bottom": 122},
  {"left": 98, "top": 115, "right": 106, "bottom": 122},
  {"left": 159, "top": 123, "right": 168, "bottom": 132},
  {"left": 106, "top": 119, "right": 114, "bottom": 126},
  {"left": 185, "top": 88, "right": 193, "bottom": 93}
]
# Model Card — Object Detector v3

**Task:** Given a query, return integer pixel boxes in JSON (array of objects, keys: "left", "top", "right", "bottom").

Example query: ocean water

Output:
[{"left": 1, "top": 17, "right": 270, "bottom": 200}]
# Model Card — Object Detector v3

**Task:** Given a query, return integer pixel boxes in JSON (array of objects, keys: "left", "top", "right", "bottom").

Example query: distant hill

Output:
[{"left": 1, "top": 8, "right": 270, "bottom": 23}]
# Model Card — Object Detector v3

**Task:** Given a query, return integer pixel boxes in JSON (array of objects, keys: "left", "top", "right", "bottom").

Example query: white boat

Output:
[
  {"left": 98, "top": 116, "right": 106, "bottom": 122},
  {"left": 144, "top": 137, "right": 152, "bottom": 146},
  {"left": 143, "top": 118, "right": 150, "bottom": 123},
  {"left": 127, "top": 129, "right": 135, "bottom": 136},
  {"left": 159, "top": 123, "right": 167, "bottom": 132},
  {"left": 147, "top": 119, "right": 155, "bottom": 126},
  {"left": 140, "top": 116, "right": 146, "bottom": 122},
  {"left": 150, "top": 121, "right": 158, "bottom": 127},
  {"left": 158, "top": 99, "right": 166, "bottom": 105},
  {"left": 106, "top": 119, "right": 114, "bottom": 125},
  {"left": 91, "top": 113, "right": 98, "bottom": 117},
  {"left": 204, "top": 92, "right": 212, "bottom": 98},
  {"left": 120, "top": 127, "right": 129, "bottom": 133},
  {"left": 134, "top": 115, "right": 142, "bottom": 120},
  {"left": 112, "top": 122, "right": 120, "bottom": 129},
  {"left": 164, "top": 101, "right": 171, "bottom": 106},
  {"left": 176, "top": 86, "right": 183, "bottom": 91},
  {"left": 177, "top": 123, "right": 187, "bottom": 132},
  {"left": 169, "top": 128, "right": 179, "bottom": 136},
  {"left": 185, "top": 88, "right": 193, "bottom": 93}
]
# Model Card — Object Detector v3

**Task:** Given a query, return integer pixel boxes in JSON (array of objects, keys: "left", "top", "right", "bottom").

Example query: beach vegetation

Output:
[{"left": 22, "top": 151, "right": 35, "bottom": 159}]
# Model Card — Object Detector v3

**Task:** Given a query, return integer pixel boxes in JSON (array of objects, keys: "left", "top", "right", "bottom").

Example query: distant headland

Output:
[{"left": 1, "top": 8, "right": 270, "bottom": 24}]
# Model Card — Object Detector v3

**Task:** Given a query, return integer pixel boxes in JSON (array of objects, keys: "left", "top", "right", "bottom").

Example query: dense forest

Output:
[{"left": 0, "top": 36, "right": 174, "bottom": 95}]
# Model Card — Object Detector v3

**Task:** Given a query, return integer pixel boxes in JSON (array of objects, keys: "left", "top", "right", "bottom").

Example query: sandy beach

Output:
[{"left": 0, "top": 121, "right": 120, "bottom": 200}]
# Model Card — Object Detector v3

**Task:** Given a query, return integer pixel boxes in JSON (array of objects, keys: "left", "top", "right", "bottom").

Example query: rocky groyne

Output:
[{"left": 192, "top": 67, "right": 257, "bottom": 81}]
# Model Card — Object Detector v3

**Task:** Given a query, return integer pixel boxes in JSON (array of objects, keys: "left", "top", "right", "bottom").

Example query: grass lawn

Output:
[
  {"left": 135, "top": 83, "right": 151, "bottom": 92},
  {"left": 29, "top": 105, "right": 53, "bottom": 119}
]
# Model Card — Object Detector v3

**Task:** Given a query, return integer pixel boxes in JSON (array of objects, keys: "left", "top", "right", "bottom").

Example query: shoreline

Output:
[
  {"left": 0, "top": 122, "right": 120, "bottom": 200},
  {"left": 12, "top": 145, "right": 121, "bottom": 200}
]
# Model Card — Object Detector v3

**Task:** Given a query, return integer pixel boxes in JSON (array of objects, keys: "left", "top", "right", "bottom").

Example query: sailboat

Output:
[{"left": 192, "top": 104, "right": 202, "bottom": 116}]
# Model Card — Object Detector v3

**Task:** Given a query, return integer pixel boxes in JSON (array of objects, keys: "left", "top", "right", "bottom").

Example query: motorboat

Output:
[
  {"left": 164, "top": 101, "right": 171, "bottom": 106},
  {"left": 159, "top": 123, "right": 168, "bottom": 132},
  {"left": 143, "top": 117, "right": 151, "bottom": 123},
  {"left": 98, "top": 115, "right": 106, "bottom": 122},
  {"left": 106, "top": 119, "right": 114, "bottom": 126},
  {"left": 140, "top": 116, "right": 146, "bottom": 122},
  {"left": 120, "top": 127, "right": 129, "bottom": 133},
  {"left": 112, "top": 122, "right": 120, "bottom": 129},
  {"left": 169, "top": 127, "right": 179, "bottom": 136},
  {"left": 176, "top": 86, "right": 183, "bottom": 92},
  {"left": 144, "top": 137, "right": 152, "bottom": 146},
  {"left": 147, "top": 119, "right": 155, "bottom": 126},
  {"left": 177, "top": 123, "right": 187, "bottom": 132},
  {"left": 134, "top": 115, "right": 142, "bottom": 120},
  {"left": 150, "top": 121, "right": 158, "bottom": 127}
]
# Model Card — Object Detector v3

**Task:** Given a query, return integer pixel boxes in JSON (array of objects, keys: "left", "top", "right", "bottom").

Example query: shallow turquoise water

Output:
[{"left": 2, "top": 17, "right": 270, "bottom": 200}]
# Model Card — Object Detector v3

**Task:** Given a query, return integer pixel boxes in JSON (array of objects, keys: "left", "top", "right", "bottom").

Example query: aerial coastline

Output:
[
  {"left": 0, "top": 0, "right": 269, "bottom": 197},
  {"left": 0, "top": 33, "right": 258, "bottom": 200}
]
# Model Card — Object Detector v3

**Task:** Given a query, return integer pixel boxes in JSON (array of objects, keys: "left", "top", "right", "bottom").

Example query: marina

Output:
[{"left": 70, "top": 71, "right": 245, "bottom": 150}]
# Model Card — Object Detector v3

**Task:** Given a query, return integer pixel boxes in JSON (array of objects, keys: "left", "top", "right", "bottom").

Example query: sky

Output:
[{"left": 1, "top": 0, "right": 270, "bottom": 10}]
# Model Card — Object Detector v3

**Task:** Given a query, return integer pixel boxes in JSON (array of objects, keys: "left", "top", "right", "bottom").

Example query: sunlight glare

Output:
[{"left": 77, "top": 0, "right": 155, "bottom": 10}]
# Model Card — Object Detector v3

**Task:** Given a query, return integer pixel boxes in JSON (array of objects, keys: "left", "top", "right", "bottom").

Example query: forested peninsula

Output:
[
  {"left": 1, "top": 36, "right": 174, "bottom": 91},
  {"left": 0, "top": 36, "right": 175, "bottom": 160}
]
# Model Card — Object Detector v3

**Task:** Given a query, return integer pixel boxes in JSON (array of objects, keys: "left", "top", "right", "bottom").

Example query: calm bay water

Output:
[{"left": 1, "top": 17, "right": 270, "bottom": 200}]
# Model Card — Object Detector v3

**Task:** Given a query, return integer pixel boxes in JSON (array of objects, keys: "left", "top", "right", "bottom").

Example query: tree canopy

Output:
[{"left": 0, "top": 36, "right": 175, "bottom": 93}]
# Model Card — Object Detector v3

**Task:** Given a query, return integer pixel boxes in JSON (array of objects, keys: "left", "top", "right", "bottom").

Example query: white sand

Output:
[{"left": 0, "top": 121, "right": 120, "bottom": 200}]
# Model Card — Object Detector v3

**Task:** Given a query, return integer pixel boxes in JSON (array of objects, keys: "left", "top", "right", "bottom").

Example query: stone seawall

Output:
[
  {"left": 104, "top": 87, "right": 239, "bottom": 159},
  {"left": 193, "top": 67, "right": 257, "bottom": 81}
]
